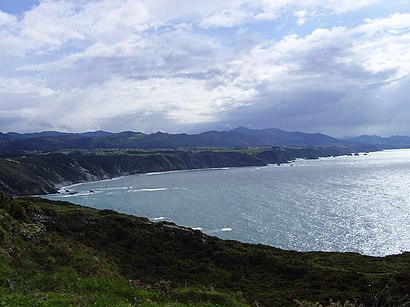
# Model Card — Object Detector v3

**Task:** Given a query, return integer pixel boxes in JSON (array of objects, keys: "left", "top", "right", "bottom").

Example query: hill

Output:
[
  {"left": 200, "top": 127, "right": 339, "bottom": 147},
  {"left": 0, "top": 127, "right": 344, "bottom": 153},
  {"left": 345, "top": 135, "right": 410, "bottom": 149},
  {"left": 1, "top": 194, "right": 409, "bottom": 306},
  {"left": 2, "top": 128, "right": 410, "bottom": 153}
]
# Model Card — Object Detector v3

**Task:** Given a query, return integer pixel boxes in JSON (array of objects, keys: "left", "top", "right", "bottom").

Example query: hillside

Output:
[
  {"left": 5, "top": 127, "right": 410, "bottom": 154},
  {"left": 345, "top": 135, "right": 410, "bottom": 149},
  {"left": 1, "top": 194, "right": 409, "bottom": 306},
  {"left": 0, "top": 146, "right": 374, "bottom": 196},
  {"left": 0, "top": 128, "right": 345, "bottom": 154},
  {"left": 199, "top": 127, "right": 339, "bottom": 147}
]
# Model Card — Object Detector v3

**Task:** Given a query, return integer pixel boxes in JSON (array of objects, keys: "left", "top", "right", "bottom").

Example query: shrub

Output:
[
  {"left": 9, "top": 202, "right": 28, "bottom": 222},
  {"left": 0, "top": 192, "right": 13, "bottom": 211}
]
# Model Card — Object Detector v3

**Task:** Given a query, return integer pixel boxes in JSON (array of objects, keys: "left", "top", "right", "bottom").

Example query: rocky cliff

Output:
[{"left": 0, "top": 146, "right": 372, "bottom": 196}]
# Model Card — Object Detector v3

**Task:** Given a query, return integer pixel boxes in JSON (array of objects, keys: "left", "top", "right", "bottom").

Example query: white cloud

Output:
[
  {"left": 302, "top": 0, "right": 379, "bottom": 14},
  {"left": 194, "top": 12, "right": 409, "bottom": 134},
  {"left": 0, "top": 78, "right": 56, "bottom": 97},
  {"left": 198, "top": 0, "right": 380, "bottom": 28},
  {"left": 0, "top": 0, "right": 409, "bottom": 135},
  {"left": 200, "top": 9, "right": 251, "bottom": 28},
  {"left": 0, "top": 10, "right": 17, "bottom": 25},
  {"left": 351, "top": 13, "right": 410, "bottom": 80},
  {"left": 294, "top": 10, "right": 308, "bottom": 26},
  {"left": 0, "top": 0, "right": 151, "bottom": 56},
  {"left": 359, "top": 12, "right": 410, "bottom": 35}
]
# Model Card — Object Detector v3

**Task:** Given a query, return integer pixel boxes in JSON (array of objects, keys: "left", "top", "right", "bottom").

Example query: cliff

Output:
[{"left": 0, "top": 146, "right": 370, "bottom": 196}]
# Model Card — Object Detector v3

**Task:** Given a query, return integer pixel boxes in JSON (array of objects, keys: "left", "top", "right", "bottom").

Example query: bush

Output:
[
  {"left": 9, "top": 202, "right": 28, "bottom": 221},
  {"left": 294, "top": 299, "right": 364, "bottom": 307},
  {"left": 0, "top": 192, "right": 29, "bottom": 222},
  {"left": 0, "top": 192, "right": 13, "bottom": 211}
]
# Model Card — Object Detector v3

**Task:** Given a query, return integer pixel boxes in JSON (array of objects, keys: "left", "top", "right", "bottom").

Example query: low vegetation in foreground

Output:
[{"left": 0, "top": 192, "right": 409, "bottom": 306}]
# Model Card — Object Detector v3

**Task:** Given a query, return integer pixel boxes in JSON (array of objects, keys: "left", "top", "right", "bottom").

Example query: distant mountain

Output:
[
  {"left": 4, "top": 130, "right": 113, "bottom": 139},
  {"left": 199, "top": 127, "right": 339, "bottom": 146},
  {"left": 103, "top": 128, "right": 342, "bottom": 149},
  {"left": 345, "top": 135, "right": 410, "bottom": 149},
  {"left": 5, "top": 131, "right": 73, "bottom": 139},
  {"left": 80, "top": 130, "right": 113, "bottom": 138},
  {"left": 1, "top": 127, "right": 408, "bottom": 153}
]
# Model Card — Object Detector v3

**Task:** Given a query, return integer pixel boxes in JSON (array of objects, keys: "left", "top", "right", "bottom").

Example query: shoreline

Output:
[
  {"left": 49, "top": 151, "right": 374, "bottom": 196},
  {"left": 1, "top": 146, "right": 380, "bottom": 196},
  {"left": 54, "top": 167, "right": 235, "bottom": 194},
  {"left": 41, "top": 150, "right": 410, "bottom": 258}
]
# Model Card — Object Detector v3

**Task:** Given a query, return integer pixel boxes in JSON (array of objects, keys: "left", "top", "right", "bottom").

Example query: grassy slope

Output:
[{"left": 1, "top": 194, "right": 409, "bottom": 306}]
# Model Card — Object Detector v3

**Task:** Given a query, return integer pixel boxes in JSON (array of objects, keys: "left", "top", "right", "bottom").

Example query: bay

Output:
[{"left": 44, "top": 149, "right": 410, "bottom": 256}]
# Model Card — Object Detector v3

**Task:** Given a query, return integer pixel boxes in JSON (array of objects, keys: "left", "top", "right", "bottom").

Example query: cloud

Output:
[
  {"left": 200, "top": 9, "right": 251, "bottom": 28},
  {"left": 203, "top": 13, "right": 410, "bottom": 135},
  {"left": 0, "top": 0, "right": 151, "bottom": 56},
  {"left": 308, "top": 0, "right": 379, "bottom": 14},
  {"left": 0, "top": 0, "right": 409, "bottom": 136},
  {"left": 294, "top": 10, "right": 308, "bottom": 26},
  {"left": 0, "top": 10, "right": 17, "bottom": 25},
  {"left": 0, "top": 78, "right": 56, "bottom": 97},
  {"left": 352, "top": 13, "right": 410, "bottom": 80},
  {"left": 199, "top": 0, "right": 380, "bottom": 28}
]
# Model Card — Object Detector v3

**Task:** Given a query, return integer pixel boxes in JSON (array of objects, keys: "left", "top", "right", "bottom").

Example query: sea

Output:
[{"left": 43, "top": 149, "right": 410, "bottom": 257}]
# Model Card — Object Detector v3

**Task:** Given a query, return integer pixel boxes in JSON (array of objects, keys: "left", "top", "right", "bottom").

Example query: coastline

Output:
[
  {"left": 0, "top": 146, "right": 379, "bottom": 196},
  {"left": 41, "top": 150, "right": 410, "bottom": 259},
  {"left": 50, "top": 151, "right": 373, "bottom": 196}
]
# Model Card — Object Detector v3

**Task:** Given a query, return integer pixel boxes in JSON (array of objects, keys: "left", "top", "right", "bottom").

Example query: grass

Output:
[
  {"left": 210, "top": 148, "right": 268, "bottom": 154},
  {"left": 0, "top": 269, "right": 246, "bottom": 306},
  {"left": 1, "top": 193, "right": 409, "bottom": 306},
  {"left": 0, "top": 193, "right": 248, "bottom": 306}
]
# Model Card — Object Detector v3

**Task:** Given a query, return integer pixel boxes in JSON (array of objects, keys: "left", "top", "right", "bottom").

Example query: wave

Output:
[
  {"left": 127, "top": 187, "right": 186, "bottom": 193},
  {"left": 58, "top": 192, "right": 92, "bottom": 198},
  {"left": 207, "top": 227, "right": 233, "bottom": 234},
  {"left": 153, "top": 216, "right": 165, "bottom": 221},
  {"left": 206, "top": 167, "right": 230, "bottom": 171},
  {"left": 96, "top": 186, "right": 133, "bottom": 191},
  {"left": 250, "top": 165, "right": 272, "bottom": 171},
  {"left": 127, "top": 188, "right": 169, "bottom": 193},
  {"left": 144, "top": 170, "right": 185, "bottom": 176},
  {"left": 144, "top": 167, "right": 230, "bottom": 176},
  {"left": 60, "top": 176, "right": 125, "bottom": 190}
]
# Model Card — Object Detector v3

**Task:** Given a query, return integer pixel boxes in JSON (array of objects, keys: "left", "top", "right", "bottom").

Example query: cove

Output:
[{"left": 44, "top": 149, "right": 410, "bottom": 256}]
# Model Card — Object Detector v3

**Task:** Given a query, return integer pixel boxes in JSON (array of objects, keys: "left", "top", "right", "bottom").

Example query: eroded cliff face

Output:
[
  {"left": 0, "top": 152, "right": 263, "bottom": 195},
  {"left": 0, "top": 146, "right": 368, "bottom": 196}
]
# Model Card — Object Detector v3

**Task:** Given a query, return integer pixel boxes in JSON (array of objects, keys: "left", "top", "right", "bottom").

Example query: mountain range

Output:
[{"left": 1, "top": 127, "right": 410, "bottom": 153}]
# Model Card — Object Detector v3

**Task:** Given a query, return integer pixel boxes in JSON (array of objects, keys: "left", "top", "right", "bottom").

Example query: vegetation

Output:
[
  {"left": 0, "top": 127, "right": 382, "bottom": 155},
  {"left": 1, "top": 193, "right": 409, "bottom": 306},
  {"left": 0, "top": 192, "right": 246, "bottom": 306},
  {"left": 0, "top": 146, "right": 373, "bottom": 196}
]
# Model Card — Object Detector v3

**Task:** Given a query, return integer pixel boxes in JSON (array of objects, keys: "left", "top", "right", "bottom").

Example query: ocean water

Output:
[{"left": 44, "top": 149, "right": 410, "bottom": 256}]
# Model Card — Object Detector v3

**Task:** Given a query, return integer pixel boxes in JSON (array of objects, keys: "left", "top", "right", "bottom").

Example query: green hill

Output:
[
  {"left": 1, "top": 193, "right": 409, "bottom": 306},
  {"left": 0, "top": 127, "right": 345, "bottom": 153}
]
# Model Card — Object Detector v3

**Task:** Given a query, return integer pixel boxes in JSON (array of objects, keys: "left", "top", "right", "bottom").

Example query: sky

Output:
[{"left": 0, "top": 0, "right": 409, "bottom": 136}]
